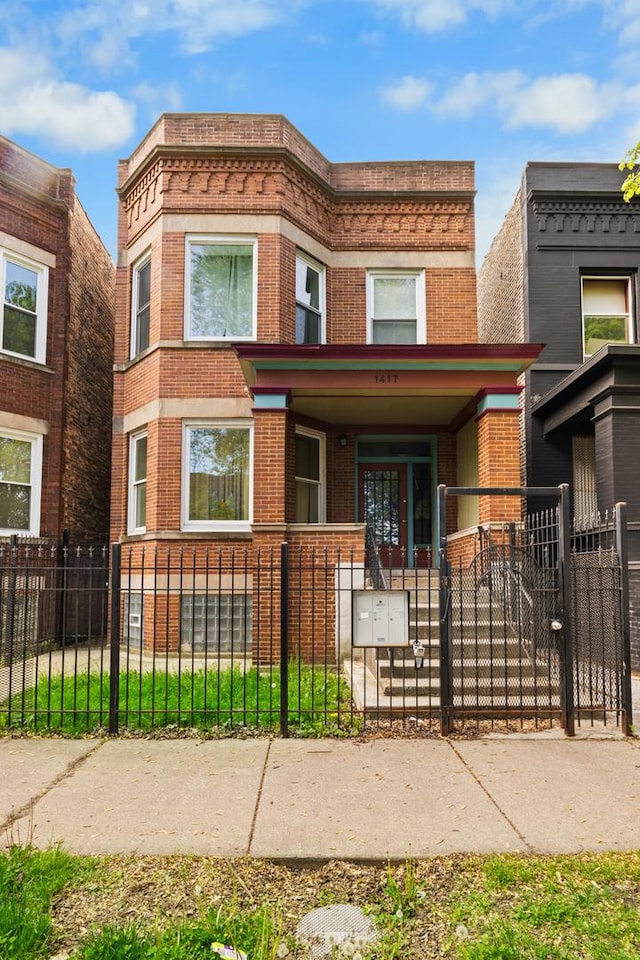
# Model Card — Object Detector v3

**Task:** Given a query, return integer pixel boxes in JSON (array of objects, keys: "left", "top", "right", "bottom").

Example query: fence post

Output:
[
  {"left": 616, "top": 502, "right": 633, "bottom": 736},
  {"left": 56, "top": 529, "right": 70, "bottom": 647},
  {"left": 437, "top": 485, "right": 453, "bottom": 736},
  {"left": 280, "top": 541, "right": 289, "bottom": 738},
  {"left": 558, "top": 483, "right": 575, "bottom": 736},
  {"left": 109, "top": 542, "right": 121, "bottom": 736}
]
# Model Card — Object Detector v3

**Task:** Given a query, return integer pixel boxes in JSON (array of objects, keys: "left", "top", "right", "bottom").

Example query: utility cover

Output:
[{"left": 296, "top": 903, "right": 378, "bottom": 958}]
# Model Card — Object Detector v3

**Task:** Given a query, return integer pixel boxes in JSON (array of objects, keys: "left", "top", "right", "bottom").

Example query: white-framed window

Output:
[
  {"left": 1, "top": 249, "right": 48, "bottom": 363},
  {"left": 123, "top": 592, "right": 143, "bottom": 649},
  {"left": 185, "top": 236, "right": 257, "bottom": 341},
  {"left": 128, "top": 431, "right": 147, "bottom": 534},
  {"left": 366, "top": 270, "right": 425, "bottom": 345},
  {"left": 296, "top": 252, "right": 324, "bottom": 344},
  {"left": 582, "top": 276, "right": 634, "bottom": 357},
  {"left": 131, "top": 255, "right": 151, "bottom": 357},
  {"left": 0, "top": 429, "right": 42, "bottom": 536},
  {"left": 182, "top": 420, "right": 252, "bottom": 531},
  {"left": 295, "top": 427, "right": 325, "bottom": 523}
]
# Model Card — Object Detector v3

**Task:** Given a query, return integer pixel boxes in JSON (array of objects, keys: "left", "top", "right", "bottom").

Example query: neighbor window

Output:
[
  {"left": 582, "top": 277, "right": 633, "bottom": 357},
  {"left": 128, "top": 432, "right": 147, "bottom": 533},
  {"left": 131, "top": 256, "right": 151, "bottom": 356},
  {"left": 296, "top": 253, "right": 324, "bottom": 344},
  {"left": 0, "top": 429, "right": 42, "bottom": 535},
  {"left": 1, "top": 249, "right": 48, "bottom": 363},
  {"left": 186, "top": 236, "right": 256, "bottom": 340},
  {"left": 183, "top": 422, "right": 252, "bottom": 530},
  {"left": 295, "top": 428, "right": 325, "bottom": 523},
  {"left": 367, "top": 271, "right": 425, "bottom": 344}
]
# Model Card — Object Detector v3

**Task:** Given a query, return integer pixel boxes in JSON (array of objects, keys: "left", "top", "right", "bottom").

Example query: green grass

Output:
[
  {"left": 3, "top": 848, "right": 640, "bottom": 959},
  {"left": 449, "top": 853, "right": 640, "bottom": 959},
  {"left": 0, "top": 845, "right": 87, "bottom": 960},
  {"left": 0, "top": 663, "right": 356, "bottom": 736}
]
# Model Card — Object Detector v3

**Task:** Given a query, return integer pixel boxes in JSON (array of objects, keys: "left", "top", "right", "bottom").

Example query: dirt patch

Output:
[{"left": 50, "top": 855, "right": 465, "bottom": 958}]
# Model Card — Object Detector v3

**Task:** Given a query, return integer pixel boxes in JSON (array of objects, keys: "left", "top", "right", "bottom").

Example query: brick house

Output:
[
  {"left": 478, "top": 162, "right": 640, "bottom": 665},
  {"left": 111, "top": 113, "right": 539, "bottom": 655},
  {"left": 0, "top": 135, "right": 115, "bottom": 543}
]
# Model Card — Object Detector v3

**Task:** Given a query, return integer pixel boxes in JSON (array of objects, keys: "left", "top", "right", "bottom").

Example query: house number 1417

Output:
[{"left": 374, "top": 373, "right": 399, "bottom": 383}]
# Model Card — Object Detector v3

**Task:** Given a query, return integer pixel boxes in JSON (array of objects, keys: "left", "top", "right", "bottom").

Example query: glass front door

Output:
[{"left": 359, "top": 463, "right": 408, "bottom": 567}]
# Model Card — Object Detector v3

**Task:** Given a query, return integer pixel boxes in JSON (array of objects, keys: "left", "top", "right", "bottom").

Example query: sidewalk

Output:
[{"left": 3, "top": 729, "right": 640, "bottom": 860}]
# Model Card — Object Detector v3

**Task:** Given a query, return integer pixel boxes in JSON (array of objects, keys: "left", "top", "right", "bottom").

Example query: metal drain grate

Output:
[{"left": 295, "top": 903, "right": 378, "bottom": 958}]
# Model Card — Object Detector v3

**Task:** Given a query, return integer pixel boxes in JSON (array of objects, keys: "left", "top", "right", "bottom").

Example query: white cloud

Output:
[
  {"left": 363, "top": 0, "right": 513, "bottom": 33},
  {"left": 133, "top": 81, "right": 183, "bottom": 113},
  {"left": 434, "top": 69, "right": 630, "bottom": 134},
  {"left": 56, "top": 0, "right": 306, "bottom": 66},
  {"left": 380, "top": 75, "right": 433, "bottom": 110},
  {"left": 0, "top": 47, "right": 135, "bottom": 151}
]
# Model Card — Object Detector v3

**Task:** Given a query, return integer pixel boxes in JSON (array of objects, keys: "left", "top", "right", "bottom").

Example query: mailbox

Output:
[{"left": 352, "top": 590, "right": 409, "bottom": 647}]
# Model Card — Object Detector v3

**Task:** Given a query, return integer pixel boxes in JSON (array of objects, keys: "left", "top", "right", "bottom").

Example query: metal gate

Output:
[{"left": 438, "top": 484, "right": 632, "bottom": 736}]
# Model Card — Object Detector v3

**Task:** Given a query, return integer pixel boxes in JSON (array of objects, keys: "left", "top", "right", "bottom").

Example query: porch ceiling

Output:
[{"left": 235, "top": 343, "right": 543, "bottom": 429}]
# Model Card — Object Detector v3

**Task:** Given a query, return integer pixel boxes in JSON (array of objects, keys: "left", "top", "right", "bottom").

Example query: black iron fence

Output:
[{"left": 0, "top": 507, "right": 632, "bottom": 737}]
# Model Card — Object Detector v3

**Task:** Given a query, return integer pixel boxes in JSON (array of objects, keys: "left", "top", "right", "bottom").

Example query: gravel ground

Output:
[{"left": 50, "top": 854, "right": 465, "bottom": 958}]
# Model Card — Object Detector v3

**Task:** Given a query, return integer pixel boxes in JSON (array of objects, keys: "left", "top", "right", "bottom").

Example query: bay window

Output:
[
  {"left": 186, "top": 236, "right": 256, "bottom": 340},
  {"left": 295, "top": 428, "right": 325, "bottom": 522},
  {"left": 296, "top": 252, "right": 324, "bottom": 344},
  {"left": 183, "top": 421, "right": 252, "bottom": 530}
]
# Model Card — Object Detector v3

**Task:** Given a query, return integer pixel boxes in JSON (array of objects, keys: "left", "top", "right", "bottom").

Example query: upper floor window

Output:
[
  {"left": 367, "top": 271, "right": 425, "bottom": 344},
  {"left": 582, "top": 276, "right": 634, "bottom": 357},
  {"left": 295, "top": 428, "right": 325, "bottom": 522},
  {"left": 186, "top": 236, "right": 256, "bottom": 341},
  {"left": 182, "top": 421, "right": 252, "bottom": 531},
  {"left": 296, "top": 253, "right": 324, "bottom": 344},
  {"left": 0, "top": 429, "right": 42, "bottom": 536},
  {"left": 131, "top": 257, "right": 151, "bottom": 357},
  {"left": 128, "top": 431, "right": 147, "bottom": 534},
  {"left": 1, "top": 250, "right": 48, "bottom": 363}
]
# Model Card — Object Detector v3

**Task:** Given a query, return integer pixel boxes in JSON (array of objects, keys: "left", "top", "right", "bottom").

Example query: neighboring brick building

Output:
[
  {"left": 478, "top": 161, "right": 640, "bottom": 664},
  {"left": 0, "top": 135, "right": 115, "bottom": 542},
  {"left": 111, "top": 114, "right": 539, "bottom": 651}
]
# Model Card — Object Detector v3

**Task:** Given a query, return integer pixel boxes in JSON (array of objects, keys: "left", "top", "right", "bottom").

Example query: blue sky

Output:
[{"left": 1, "top": 0, "right": 639, "bottom": 263}]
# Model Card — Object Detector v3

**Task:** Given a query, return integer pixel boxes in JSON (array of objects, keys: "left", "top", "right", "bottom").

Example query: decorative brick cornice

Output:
[{"left": 530, "top": 194, "right": 640, "bottom": 236}]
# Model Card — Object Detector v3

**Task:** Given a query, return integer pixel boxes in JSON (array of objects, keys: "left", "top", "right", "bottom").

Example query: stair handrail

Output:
[{"left": 365, "top": 525, "right": 388, "bottom": 590}]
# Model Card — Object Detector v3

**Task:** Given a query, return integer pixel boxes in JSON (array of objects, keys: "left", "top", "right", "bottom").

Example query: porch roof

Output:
[{"left": 235, "top": 343, "right": 542, "bottom": 428}]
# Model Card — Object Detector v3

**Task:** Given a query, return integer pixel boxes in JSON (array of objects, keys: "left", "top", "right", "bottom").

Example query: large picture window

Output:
[
  {"left": 582, "top": 276, "right": 633, "bottom": 357},
  {"left": 0, "top": 429, "right": 42, "bottom": 535},
  {"left": 183, "top": 422, "right": 252, "bottom": 530},
  {"left": 131, "top": 256, "right": 151, "bottom": 356},
  {"left": 296, "top": 253, "right": 324, "bottom": 344},
  {"left": 186, "top": 237, "right": 256, "bottom": 340},
  {"left": 1, "top": 250, "right": 48, "bottom": 363},
  {"left": 367, "top": 271, "right": 425, "bottom": 344}
]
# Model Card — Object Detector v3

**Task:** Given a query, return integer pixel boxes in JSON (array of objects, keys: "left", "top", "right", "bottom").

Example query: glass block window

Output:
[{"left": 180, "top": 594, "right": 252, "bottom": 653}]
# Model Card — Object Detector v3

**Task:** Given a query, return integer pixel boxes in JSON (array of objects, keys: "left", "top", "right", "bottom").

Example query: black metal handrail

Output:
[{"left": 365, "top": 525, "right": 388, "bottom": 590}]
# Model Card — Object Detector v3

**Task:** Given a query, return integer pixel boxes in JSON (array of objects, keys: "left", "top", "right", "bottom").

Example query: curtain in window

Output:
[{"left": 190, "top": 244, "right": 253, "bottom": 338}]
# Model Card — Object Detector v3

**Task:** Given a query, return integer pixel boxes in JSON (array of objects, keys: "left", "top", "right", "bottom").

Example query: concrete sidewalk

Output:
[{"left": 2, "top": 730, "right": 640, "bottom": 860}]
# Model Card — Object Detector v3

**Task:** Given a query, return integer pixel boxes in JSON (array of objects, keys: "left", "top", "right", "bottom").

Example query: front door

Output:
[{"left": 359, "top": 463, "right": 408, "bottom": 567}]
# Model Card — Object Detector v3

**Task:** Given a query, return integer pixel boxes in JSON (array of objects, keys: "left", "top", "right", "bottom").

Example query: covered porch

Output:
[{"left": 236, "top": 343, "right": 542, "bottom": 566}]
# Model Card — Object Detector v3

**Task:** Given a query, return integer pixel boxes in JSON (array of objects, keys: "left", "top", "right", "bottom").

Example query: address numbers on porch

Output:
[{"left": 374, "top": 373, "right": 400, "bottom": 383}]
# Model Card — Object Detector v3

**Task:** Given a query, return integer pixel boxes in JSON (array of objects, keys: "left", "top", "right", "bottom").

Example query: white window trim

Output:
[
  {"left": 0, "top": 427, "right": 43, "bottom": 536},
  {"left": 130, "top": 253, "right": 151, "bottom": 358},
  {"left": 295, "top": 251, "right": 326, "bottom": 345},
  {"left": 366, "top": 269, "right": 426, "bottom": 345},
  {"left": 184, "top": 235, "right": 257, "bottom": 342},
  {"left": 127, "top": 430, "right": 147, "bottom": 535},
  {"left": 1, "top": 247, "right": 48, "bottom": 364},
  {"left": 181, "top": 419, "right": 253, "bottom": 532},
  {"left": 581, "top": 275, "right": 634, "bottom": 358},
  {"left": 295, "top": 426, "right": 326, "bottom": 523}
]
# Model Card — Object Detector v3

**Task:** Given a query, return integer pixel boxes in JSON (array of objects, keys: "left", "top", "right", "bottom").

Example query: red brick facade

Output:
[
  {"left": 0, "top": 136, "right": 114, "bottom": 542},
  {"left": 112, "top": 113, "right": 536, "bottom": 654}
]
